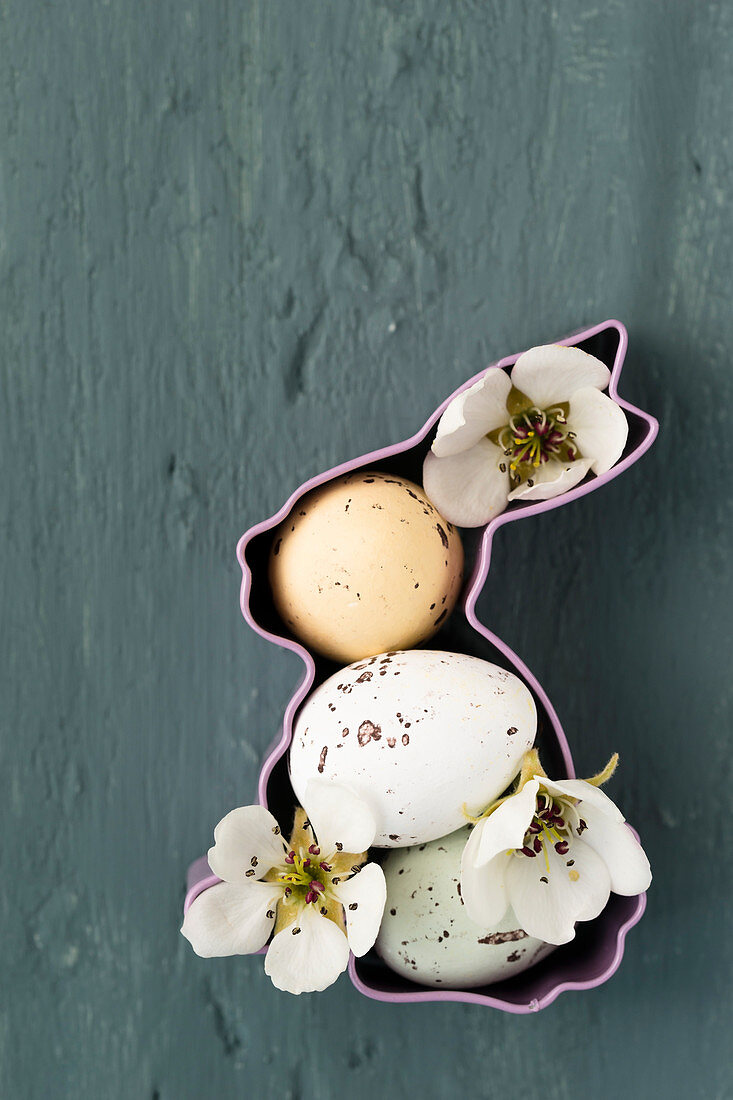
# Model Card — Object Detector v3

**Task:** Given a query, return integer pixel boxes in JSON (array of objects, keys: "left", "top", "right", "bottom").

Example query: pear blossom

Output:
[
  {"left": 460, "top": 750, "right": 651, "bottom": 946},
  {"left": 181, "top": 782, "right": 386, "bottom": 994},
  {"left": 423, "top": 344, "right": 629, "bottom": 527}
]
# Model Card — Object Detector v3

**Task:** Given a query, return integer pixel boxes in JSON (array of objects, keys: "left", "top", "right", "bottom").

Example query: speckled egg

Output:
[
  {"left": 289, "top": 649, "right": 536, "bottom": 846},
  {"left": 268, "top": 470, "right": 463, "bottom": 663},
  {"left": 376, "top": 827, "right": 555, "bottom": 989}
]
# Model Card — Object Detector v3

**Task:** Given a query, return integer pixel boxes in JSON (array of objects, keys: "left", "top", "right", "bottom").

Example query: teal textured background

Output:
[{"left": 2, "top": 2, "right": 731, "bottom": 1097}]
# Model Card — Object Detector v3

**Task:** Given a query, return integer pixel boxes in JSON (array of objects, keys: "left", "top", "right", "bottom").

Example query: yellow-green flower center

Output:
[
  {"left": 494, "top": 405, "right": 579, "bottom": 488},
  {"left": 278, "top": 843, "right": 334, "bottom": 906},
  {"left": 518, "top": 792, "right": 581, "bottom": 869}
]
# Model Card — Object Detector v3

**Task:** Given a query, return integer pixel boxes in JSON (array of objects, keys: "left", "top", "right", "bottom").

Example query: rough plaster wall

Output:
[{"left": 1, "top": 1, "right": 732, "bottom": 1097}]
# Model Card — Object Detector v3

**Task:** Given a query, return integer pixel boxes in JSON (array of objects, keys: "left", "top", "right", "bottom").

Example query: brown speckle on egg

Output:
[{"left": 357, "top": 720, "right": 381, "bottom": 746}]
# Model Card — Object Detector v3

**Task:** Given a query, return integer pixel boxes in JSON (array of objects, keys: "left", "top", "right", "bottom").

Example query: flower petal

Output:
[
  {"left": 510, "top": 345, "right": 611, "bottom": 407},
  {"left": 540, "top": 777, "right": 625, "bottom": 824},
  {"left": 207, "top": 805, "right": 288, "bottom": 883},
  {"left": 264, "top": 903, "right": 350, "bottom": 994},
  {"left": 180, "top": 880, "right": 280, "bottom": 957},
  {"left": 567, "top": 386, "right": 629, "bottom": 475},
  {"left": 473, "top": 779, "right": 540, "bottom": 867},
  {"left": 507, "top": 457, "right": 592, "bottom": 503},
  {"left": 460, "top": 834, "right": 512, "bottom": 928},
  {"left": 432, "top": 369, "right": 512, "bottom": 458},
  {"left": 333, "top": 863, "right": 387, "bottom": 957},
  {"left": 574, "top": 804, "right": 652, "bottom": 895},
  {"left": 423, "top": 438, "right": 509, "bottom": 527},
  {"left": 506, "top": 839, "right": 611, "bottom": 945},
  {"left": 303, "top": 780, "right": 377, "bottom": 855}
]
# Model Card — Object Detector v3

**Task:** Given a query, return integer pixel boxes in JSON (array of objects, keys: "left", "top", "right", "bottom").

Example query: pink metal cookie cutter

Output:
[{"left": 185, "top": 318, "right": 658, "bottom": 1012}]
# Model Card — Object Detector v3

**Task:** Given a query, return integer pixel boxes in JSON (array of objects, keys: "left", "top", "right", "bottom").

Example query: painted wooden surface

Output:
[{"left": 2, "top": 2, "right": 732, "bottom": 1097}]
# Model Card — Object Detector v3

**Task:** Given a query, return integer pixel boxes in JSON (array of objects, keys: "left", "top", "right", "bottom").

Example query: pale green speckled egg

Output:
[{"left": 376, "top": 826, "right": 555, "bottom": 989}]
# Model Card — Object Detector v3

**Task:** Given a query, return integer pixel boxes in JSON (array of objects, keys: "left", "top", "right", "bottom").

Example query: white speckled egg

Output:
[
  {"left": 289, "top": 649, "right": 536, "bottom": 847},
  {"left": 268, "top": 471, "right": 464, "bottom": 663},
  {"left": 376, "top": 827, "right": 555, "bottom": 989}
]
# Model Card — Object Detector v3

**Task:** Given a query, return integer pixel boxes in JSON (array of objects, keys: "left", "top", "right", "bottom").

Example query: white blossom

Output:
[
  {"left": 423, "top": 344, "right": 629, "bottom": 526},
  {"left": 181, "top": 782, "right": 386, "bottom": 994},
  {"left": 460, "top": 751, "right": 651, "bottom": 945}
]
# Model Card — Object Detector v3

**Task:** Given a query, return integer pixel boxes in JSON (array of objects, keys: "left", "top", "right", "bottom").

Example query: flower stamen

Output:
[
  {"left": 494, "top": 402, "right": 581, "bottom": 489},
  {"left": 516, "top": 790, "right": 576, "bottom": 875}
]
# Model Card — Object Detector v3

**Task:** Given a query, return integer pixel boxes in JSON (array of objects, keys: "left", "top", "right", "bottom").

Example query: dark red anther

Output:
[
  {"left": 555, "top": 840, "right": 569, "bottom": 855},
  {"left": 305, "top": 879, "right": 325, "bottom": 905},
  {"left": 521, "top": 845, "right": 537, "bottom": 858},
  {"left": 319, "top": 861, "right": 332, "bottom": 872},
  {"left": 308, "top": 844, "right": 320, "bottom": 855},
  {"left": 284, "top": 851, "right": 295, "bottom": 864},
  {"left": 533, "top": 836, "right": 542, "bottom": 853}
]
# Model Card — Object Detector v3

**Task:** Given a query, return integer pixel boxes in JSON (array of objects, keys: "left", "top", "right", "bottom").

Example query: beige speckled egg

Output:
[
  {"left": 268, "top": 471, "right": 463, "bottom": 663},
  {"left": 289, "top": 649, "right": 536, "bottom": 846},
  {"left": 376, "top": 827, "right": 555, "bottom": 989}
]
